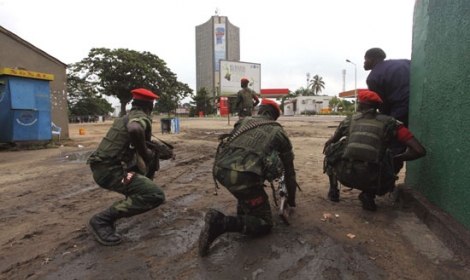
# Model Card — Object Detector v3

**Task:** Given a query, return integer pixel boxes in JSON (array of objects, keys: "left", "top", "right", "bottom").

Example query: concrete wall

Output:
[
  {"left": 406, "top": 0, "right": 470, "bottom": 229},
  {"left": 0, "top": 30, "right": 69, "bottom": 139},
  {"left": 295, "top": 96, "right": 332, "bottom": 115}
]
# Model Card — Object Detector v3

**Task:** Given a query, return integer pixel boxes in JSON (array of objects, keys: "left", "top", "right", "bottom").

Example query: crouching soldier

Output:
[
  {"left": 323, "top": 90, "right": 426, "bottom": 211},
  {"left": 86, "top": 88, "right": 172, "bottom": 245},
  {"left": 199, "top": 99, "right": 299, "bottom": 256}
]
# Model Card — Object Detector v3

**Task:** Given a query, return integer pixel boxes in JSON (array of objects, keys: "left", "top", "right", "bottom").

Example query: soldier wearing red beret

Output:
[
  {"left": 86, "top": 88, "right": 173, "bottom": 245},
  {"left": 199, "top": 98, "right": 299, "bottom": 256},
  {"left": 323, "top": 90, "right": 426, "bottom": 211},
  {"left": 235, "top": 78, "right": 259, "bottom": 119}
]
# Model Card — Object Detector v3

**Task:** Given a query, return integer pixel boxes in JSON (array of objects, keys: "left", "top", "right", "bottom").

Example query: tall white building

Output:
[{"left": 195, "top": 15, "right": 240, "bottom": 97}]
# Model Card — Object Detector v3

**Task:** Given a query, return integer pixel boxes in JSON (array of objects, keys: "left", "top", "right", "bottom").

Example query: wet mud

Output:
[{"left": 0, "top": 117, "right": 468, "bottom": 279}]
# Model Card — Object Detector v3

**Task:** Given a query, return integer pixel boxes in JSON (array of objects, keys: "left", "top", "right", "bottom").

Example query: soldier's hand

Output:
[
  {"left": 323, "top": 141, "right": 331, "bottom": 154},
  {"left": 393, "top": 156, "right": 403, "bottom": 169},
  {"left": 145, "top": 148, "right": 154, "bottom": 162},
  {"left": 287, "top": 194, "right": 297, "bottom": 208}
]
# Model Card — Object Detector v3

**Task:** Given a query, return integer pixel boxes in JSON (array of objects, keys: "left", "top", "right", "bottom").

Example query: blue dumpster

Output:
[
  {"left": 160, "top": 117, "right": 180, "bottom": 134},
  {"left": 0, "top": 68, "right": 54, "bottom": 143},
  {"left": 171, "top": 118, "right": 180, "bottom": 133}
]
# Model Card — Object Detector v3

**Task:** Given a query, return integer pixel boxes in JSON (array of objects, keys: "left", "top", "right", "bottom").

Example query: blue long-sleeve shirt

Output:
[{"left": 366, "top": 59, "right": 410, "bottom": 126}]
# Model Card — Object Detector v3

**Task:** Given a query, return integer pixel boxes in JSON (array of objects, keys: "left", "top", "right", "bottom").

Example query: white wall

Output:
[{"left": 290, "top": 96, "right": 333, "bottom": 115}]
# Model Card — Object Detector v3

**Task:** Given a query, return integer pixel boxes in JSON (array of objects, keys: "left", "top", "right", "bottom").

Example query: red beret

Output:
[
  {"left": 261, "top": 98, "right": 281, "bottom": 115},
  {"left": 358, "top": 90, "right": 383, "bottom": 104},
  {"left": 241, "top": 78, "right": 249, "bottom": 83},
  {"left": 131, "top": 88, "right": 159, "bottom": 102}
]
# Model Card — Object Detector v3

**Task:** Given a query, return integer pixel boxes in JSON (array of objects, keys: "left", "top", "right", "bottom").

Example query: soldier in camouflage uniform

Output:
[
  {"left": 323, "top": 90, "right": 426, "bottom": 211},
  {"left": 199, "top": 99, "right": 299, "bottom": 257},
  {"left": 235, "top": 78, "right": 260, "bottom": 119},
  {"left": 86, "top": 88, "right": 165, "bottom": 246}
]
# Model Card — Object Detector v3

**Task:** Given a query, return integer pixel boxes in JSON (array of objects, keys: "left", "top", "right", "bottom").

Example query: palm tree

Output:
[{"left": 309, "top": 75, "right": 325, "bottom": 95}]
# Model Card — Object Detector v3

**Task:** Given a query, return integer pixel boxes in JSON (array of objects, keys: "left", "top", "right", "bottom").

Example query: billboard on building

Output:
[
  {"left": 214, "top": 23, "right": 226, "bottom": 72},
  {"left": 219, "top": 60, "right": 261, "bottom": 96}
]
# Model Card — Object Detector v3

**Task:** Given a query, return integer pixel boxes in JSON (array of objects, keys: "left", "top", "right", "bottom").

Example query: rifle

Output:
[
  {"left": 277, "top": 172, "right": 291, "bottom": 225},
  {"left": 145, "top": 138, "right": 175, "bottom": 180}
]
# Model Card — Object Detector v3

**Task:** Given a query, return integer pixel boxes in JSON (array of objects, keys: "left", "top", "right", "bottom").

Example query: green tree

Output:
[
  {"left": 191, "top": 87, "right": 216, "bottom": 116},
  {"left": 295, "top": 87, "right": 312, "bottom": 96},
  {"left": 67, "top": 70, "right": 113, "bottom": 116},
  {"left": 309, "top": 75, "right": 326, "bottom": 95},
  {"left": 70, "top": 97, "right": 113, "bottom": 116},
  {"left": 67, "top": 71, "right": 97, "bottom": 107},
  {"left": 68, "top": 48, "right": 193, "bottom": 116},
  {"left": 341, "top": 99, "right": 355, "bottom": 112},
  {"left": 328, "top": 96, "right": 345, "bottom": 112}
]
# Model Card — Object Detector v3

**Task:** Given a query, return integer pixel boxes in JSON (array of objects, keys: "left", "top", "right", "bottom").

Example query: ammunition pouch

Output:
[{"left": 324, "top": 139, "right": 347, "bottom": 168}]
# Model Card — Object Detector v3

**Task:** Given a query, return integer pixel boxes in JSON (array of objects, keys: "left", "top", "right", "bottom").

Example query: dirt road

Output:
[{"left": 0, "top": 116, "right": 468, "bottom": 280}]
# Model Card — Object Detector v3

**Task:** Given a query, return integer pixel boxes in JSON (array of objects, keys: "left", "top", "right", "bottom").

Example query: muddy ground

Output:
[{"left": 0, "top": 116, "right": 469, "bottom": 280}]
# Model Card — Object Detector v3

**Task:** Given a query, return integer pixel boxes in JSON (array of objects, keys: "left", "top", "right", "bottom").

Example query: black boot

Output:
[
  {"left": 236, "top": 203, "right": 244, "bottom": 216},
  {"left": 327, "top": 186, "right": 340, "bottom": 202},
  {"left": 88, "top": 208, "right": 123, "bottom": 246},
  {"left": 198, "top": 209, "right": 244, "bottom": 257},
  {"left": 327, "top": 175, "right": 340, "bottom": 202},
  {"left": 358, "top": 191, "right": 377, "bottom": 211}
]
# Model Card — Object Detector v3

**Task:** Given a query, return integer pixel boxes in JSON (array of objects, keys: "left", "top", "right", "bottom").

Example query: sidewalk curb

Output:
[{"left": 396, "top": 184, "right": 470, "bottom": 259}]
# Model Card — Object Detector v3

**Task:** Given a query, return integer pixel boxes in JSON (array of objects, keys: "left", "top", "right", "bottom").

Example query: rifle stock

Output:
[{"left": 278, "top": 173, "right": 291, "bottom": 225}]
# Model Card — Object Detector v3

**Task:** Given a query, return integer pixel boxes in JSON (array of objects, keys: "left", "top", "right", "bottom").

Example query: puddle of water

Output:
[
  {"left": 58, "top": 184, "right": 99, "bottom": 199},
  {"left": 122, "top": 211, "right": 202, "bottom": 259},
  {"left": 63, "top": 150, "right": 94, "bottom": 162},
  {"left": 175, "top": 193, "right": 203, "bottom": 206},
  {"left": 199, "top": 235, "right": 386, "bottom": 279}
]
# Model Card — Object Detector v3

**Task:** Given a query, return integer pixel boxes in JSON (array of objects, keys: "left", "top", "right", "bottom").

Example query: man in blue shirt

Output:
[
  {"left": 364, "top": 48, "right": 411, "bottom": 173},
  {"left": 364, "top": 48, "right": 410, "bottom": 127}
]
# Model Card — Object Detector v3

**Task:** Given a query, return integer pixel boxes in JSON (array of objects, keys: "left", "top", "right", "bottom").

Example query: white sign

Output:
[{"left": 219, "top": 60, "right": 261, "bottom": 96}]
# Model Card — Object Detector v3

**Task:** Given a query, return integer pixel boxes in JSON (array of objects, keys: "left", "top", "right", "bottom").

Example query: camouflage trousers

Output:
[
  {"left": 90, "top": 163, "right": 165, "bottom": 218},
  {"left": 214, "top": 167, "right": 273, "bottom": 236},
  {"left": 238, "top": 107, "right": 253, "bottom": 118},
  {"left": 325, "top": 159, "right": 396, "bottom": 196}
]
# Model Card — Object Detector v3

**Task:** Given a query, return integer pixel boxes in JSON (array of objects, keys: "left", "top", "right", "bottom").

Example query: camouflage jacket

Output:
[
  {"left": 236, "top": 87, "right": 258, "bottom": 109},
  {"left": 330, "top": 109, "right": 399, "bottom": 162},
  {"left": 215, "top": 115, "right": 293, "bottom": 177},
  {"left": 87, "top": 108, "right": 152, "bottom": 169}
]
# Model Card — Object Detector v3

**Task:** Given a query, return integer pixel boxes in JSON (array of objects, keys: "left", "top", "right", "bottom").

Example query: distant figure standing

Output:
[
  {"left": 235, "top": 78, "right": 259, "bottom": 119},
  {"left": 364, "top": 48, "right": 411, "bottom": 173}
]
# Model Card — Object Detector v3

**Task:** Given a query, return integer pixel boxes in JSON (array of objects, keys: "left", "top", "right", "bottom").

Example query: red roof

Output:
[
  {"left": 260, "top": 88, "right": 290, "bottom": 95},
  {"left": 339, "top": 88, "right": 369, "bottom": 98}
]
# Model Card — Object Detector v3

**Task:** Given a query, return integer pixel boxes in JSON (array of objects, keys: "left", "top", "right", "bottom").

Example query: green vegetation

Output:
[
  {"left": 189, "top": 87, "right": 217, "bottom": 117},
  {"left": 67, "top": 48, "right": 193, "bottom": 117}
]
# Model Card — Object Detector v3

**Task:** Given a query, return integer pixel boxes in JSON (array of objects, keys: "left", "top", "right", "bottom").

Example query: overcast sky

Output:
[{"left": 0, "top": 0, "right": 415, "bottom": 100}]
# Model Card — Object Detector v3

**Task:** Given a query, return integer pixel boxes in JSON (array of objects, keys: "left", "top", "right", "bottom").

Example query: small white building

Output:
[{"left": 284, "top": 95, "right": 333, "bottom": 116}]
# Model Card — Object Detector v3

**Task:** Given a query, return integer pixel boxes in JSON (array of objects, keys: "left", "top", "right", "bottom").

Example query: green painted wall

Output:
[{"left": 406, "top": 0, "right": 470, "bottom": 229}]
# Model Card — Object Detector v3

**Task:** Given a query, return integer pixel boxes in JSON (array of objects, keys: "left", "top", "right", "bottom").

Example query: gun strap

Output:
[{"left": 220, "top": 119, "right": 281, "bottom": 151}]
